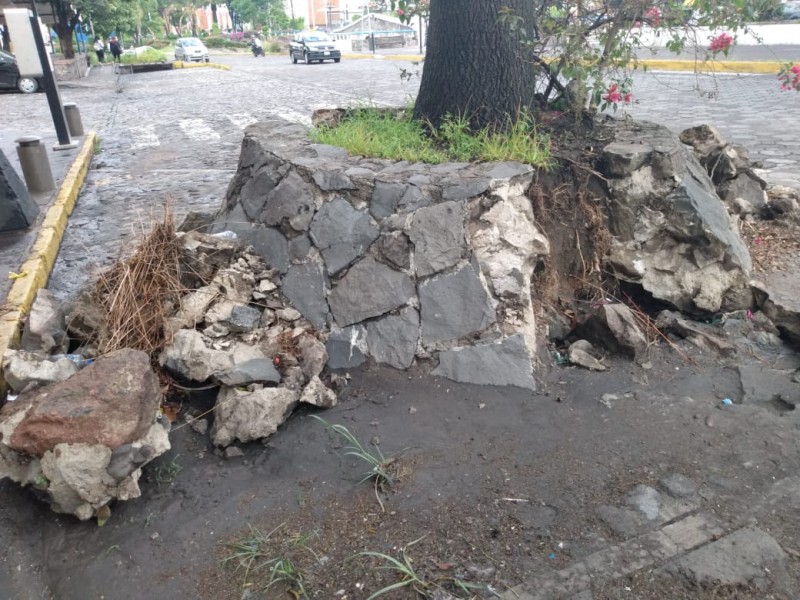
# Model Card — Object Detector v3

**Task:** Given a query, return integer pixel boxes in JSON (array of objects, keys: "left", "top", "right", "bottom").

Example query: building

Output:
[{"left": 285, "top": 0, "right": 386, "bottom": 31}]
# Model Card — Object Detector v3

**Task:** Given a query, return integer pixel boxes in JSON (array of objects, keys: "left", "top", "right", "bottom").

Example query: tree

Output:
[
  {"left": 412, "top": 0, "right": 537, "bottom": 130},
  {"left": 48, "top": 0, "right": 82, "bottom": 58},
  {"left": 392, "top": 0, "right": 797, "bottom": 130}
]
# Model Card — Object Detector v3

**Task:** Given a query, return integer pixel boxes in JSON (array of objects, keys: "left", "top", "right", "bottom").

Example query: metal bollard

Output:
[
  {"left": 63, "top": 102, "right": 85, "bottom": 137},
  {"left": 15, "top": 136, "right": 55, "bottom": 194}
]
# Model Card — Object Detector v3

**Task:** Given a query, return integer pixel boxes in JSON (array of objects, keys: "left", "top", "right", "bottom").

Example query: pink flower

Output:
[
  {"left": 623, "top": 92, "right": 632, "bottom": 103},
  {"left": 709, "top": 32, "right": 734, "bottom": 54},
  {"left": 644, "top": 7, "right": 662, "bottom": 26},
  {"left": 790, "top": 64, "right": 800, "bottom": 74},
  {"left": 397, "top": 8, "right": 404, "bottom": 15}
]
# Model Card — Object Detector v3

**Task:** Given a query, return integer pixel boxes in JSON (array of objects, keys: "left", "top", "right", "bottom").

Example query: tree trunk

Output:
[
  {"left": 52, "top": 22, "right": 75, "bottom": 58},
  {"left": 413, "top": 0, "right": 538, "bottom": 130}
]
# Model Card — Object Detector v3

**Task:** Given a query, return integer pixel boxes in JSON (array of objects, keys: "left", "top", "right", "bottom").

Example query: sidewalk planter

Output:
[{"left": 129, "top": 62, "right": 175, "bottom": 74}]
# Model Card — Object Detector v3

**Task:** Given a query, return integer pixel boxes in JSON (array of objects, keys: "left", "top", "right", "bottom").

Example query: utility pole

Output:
[{"left": 29, "top": 0, "right": 73, "bottom": 149}]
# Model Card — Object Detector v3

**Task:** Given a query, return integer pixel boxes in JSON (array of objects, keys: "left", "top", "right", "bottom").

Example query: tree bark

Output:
[{"left": 413, "top": 0, "right": 538, "bottom": 130}]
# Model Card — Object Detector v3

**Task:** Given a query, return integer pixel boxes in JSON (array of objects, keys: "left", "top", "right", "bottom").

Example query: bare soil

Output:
[{"left": 2, "top": 330, "right": 798, "bottom": 599}]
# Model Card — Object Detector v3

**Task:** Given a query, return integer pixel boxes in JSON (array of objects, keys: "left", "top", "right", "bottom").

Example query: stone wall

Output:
[
  {"left": 54, "top": 55, "right": 88, "bottom": 81},
  {"left": 213, "top": 118, "right": 550, "bottom": 389}
]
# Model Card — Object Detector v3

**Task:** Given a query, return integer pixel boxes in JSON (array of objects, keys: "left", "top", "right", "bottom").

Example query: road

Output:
[{"left": 0, "top": 54, "right": 797, "bottom": 297}]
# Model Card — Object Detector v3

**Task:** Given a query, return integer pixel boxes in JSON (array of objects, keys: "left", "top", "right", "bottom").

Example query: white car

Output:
[{"left": 174, "top": 37, "right": 209, "bottom": 62}]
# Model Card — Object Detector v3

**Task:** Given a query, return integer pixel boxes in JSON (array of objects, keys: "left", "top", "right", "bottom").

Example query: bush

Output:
[
  {"left": 268, "top": 41, "right": 282, "bottom": 53},
  {"left": 203, "top": 35, "right": 249, "bottom": 48},
  {"left": 119, "top": 48, "right": 168, "bottom": 64}
]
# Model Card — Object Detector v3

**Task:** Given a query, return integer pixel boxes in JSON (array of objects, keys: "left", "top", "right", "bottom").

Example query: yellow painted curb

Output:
[
  {"left": 344, "top": 53, "right": 786, "bottom": 74},
  {"left": 0, "top": 131, "right": 96, "bottom": 396},
  {"left": 637, "top": 59, "right": 785, "bottom": 74},
  {"left": 173, "top": 60, "right": 231, "bottom": 71}
]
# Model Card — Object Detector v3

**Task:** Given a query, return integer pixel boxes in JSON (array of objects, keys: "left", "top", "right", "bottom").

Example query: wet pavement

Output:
[{"left": 0, "top": 54, "right": 798, "bottom": 301}]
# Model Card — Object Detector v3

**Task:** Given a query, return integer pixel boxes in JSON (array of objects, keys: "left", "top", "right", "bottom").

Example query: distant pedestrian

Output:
[
  {"left": 93, "top": 37, "right": 105, "bottom": 63},
  {"left": 109, "top": 36, "right": 122, "bottom": 62}
]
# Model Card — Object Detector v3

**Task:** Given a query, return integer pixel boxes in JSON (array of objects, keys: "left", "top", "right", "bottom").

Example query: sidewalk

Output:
[{"left": 0, "top": 113, "right": 95, "bottom": 392}]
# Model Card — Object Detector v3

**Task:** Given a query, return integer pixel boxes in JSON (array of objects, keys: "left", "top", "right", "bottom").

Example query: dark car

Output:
[
  {"left": 290, "top": 31, "right": 341, "bottom": 64},
  {"left": 0, "top": 50, "right": 42, "bottom": 93}
]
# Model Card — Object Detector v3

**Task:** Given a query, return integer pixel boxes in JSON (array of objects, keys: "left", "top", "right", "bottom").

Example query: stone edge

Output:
[{"left": 0, "top": 130, "right": 96, "bottom": 395}]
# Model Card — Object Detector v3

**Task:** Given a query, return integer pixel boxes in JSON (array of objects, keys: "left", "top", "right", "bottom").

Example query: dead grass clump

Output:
[{"left": 93, "top": 207, "right": 184, "bottom": 356}]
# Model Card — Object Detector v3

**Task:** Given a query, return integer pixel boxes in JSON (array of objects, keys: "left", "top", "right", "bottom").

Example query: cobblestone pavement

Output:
[{"left": 0, "top": 55, "right": 797, "bottom": 299}]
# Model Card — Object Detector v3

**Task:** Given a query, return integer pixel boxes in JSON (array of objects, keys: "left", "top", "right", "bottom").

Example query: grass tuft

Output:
[
  {"left": 311, "top": 107, "right": 552, "bottom": 167},
  {"left": 312, "top": 416, "right": 402, "bottom": 512},
  {"left": 223, "top": 523, "right": 318, "bottom": 598}
]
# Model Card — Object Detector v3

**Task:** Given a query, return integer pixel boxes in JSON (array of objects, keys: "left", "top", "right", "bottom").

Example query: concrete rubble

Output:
[{"left": 0, "top": 350, "right": 168, "bottom": 520}]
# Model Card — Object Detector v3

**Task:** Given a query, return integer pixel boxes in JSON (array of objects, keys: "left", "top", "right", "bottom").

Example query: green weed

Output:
[
  {"left": 223, "top": 523, "right": 318, "bottom": 598},
  {"left": 311, "top": 107, "right": 447, "bottom": 164},
  {"left": 360, "top": 536, "right": 490, "bottom": 599},
  {"left": 151, "top": 454, "right": 182, "bottom": 486},
  {"left": 310, "top": 107, "right": 552, "bottom": 167}
]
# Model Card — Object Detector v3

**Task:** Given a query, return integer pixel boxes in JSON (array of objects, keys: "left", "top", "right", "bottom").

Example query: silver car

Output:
[{"left": 174, "top": 37, "right": 210, "bottom": 62}]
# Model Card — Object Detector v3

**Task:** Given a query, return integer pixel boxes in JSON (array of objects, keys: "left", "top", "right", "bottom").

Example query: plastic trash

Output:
[
  {"left": 548, "top": 552, "right": 556, "bottom": 560},
  {"left": 6, "top": 394, "right": 17, "bottom": 402},
  {"left": 211, "top": 231, "right": 238, "bottom": 240},
  {"left": 722, "top": 398, "right": 733, "bottom": 406},
  {"left": 50, "top": 354, "right": 93, "bottom": 368}
]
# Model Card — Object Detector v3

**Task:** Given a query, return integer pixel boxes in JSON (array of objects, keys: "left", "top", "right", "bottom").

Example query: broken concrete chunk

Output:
[
  {"left": 568, "top": 340, "right": 606, "bottom": 372},
  {"left": 432, "top": 334, "right": 535, "bottom": 390},
  {"left": 299, "top": 376, "right": 338, "bottom": 408},
  {"left": 21, "top": 289, "right": 68, "bottom": 354},
  {"left": 212, "top": 386, "right": 299, "bottom": 447}
]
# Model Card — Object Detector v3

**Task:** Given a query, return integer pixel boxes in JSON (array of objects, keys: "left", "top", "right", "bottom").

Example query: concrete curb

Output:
[
  {"left": 343, "top": 53, "right": 787, "bottom": 73},
  {"left": 173, "top": 60, "right": 231, "bottom": 71},
  {"left": 0, "top": 131, "right": 96, "bottom": 395}
]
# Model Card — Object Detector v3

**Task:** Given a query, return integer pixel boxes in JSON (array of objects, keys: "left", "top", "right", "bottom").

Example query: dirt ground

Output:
[{"left": 1, "top": 321, "right": 798, "bottom": 599}]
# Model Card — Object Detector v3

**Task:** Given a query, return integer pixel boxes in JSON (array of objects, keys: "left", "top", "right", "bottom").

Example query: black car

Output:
[
  {"left": 290, "top": 31, "right": 341, "bottom": 64},
  {"left": 0, "top": 49, "right": 42, "bottom": 93}
]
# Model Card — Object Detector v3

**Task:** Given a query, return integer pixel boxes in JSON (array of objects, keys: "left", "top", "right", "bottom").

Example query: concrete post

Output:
[
  {"left": 63, "top": 103, "right": 85, "bottom": 137},
  {"left": 15, "top": 136, "right": 55, "bottom": 194}
]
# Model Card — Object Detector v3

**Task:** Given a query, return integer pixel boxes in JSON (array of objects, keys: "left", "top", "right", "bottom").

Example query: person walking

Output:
[
  {"left": 93, "top": 37, "right": 105, "bottom": 63},
  {"left": 109, "top": 36, "right": 122, "bottom": 62}
]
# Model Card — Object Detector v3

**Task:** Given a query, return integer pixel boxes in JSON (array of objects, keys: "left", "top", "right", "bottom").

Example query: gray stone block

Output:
[
  {"left": 370, "top": 181, "right": 405, "bottom": 220},
  {"left": 375, "top": 231, "right": 411, "bottom": 270},
  {"left": 215, "top": 358, "right": 281, "bottom": 386},
  {"left": 281, "top": 261, "right": 330, "bottom": 329},
  {"left": 261, "top": 170, "right": 315, "bottom": 232},
  {"left": 313, "top": 169, "right": 356, "bottom": 191},
  {"left": 432, "top": 334, "right": 535, "bottom": 389},
  {"left": 409, "top": 201, "right": 465, "bottom": 277},
  {"left": 366, "top": 307, "right": 419, "bottom": 369},
  {"left": 0, "top": 148, "right": 39, "bottom": 232},
  {"left": 226, "top": 305, "right": 262, "bottom": 333},
  {"left": 328, "top": 257, "right": 415, "bottom": 327},
  {"left": 224, "top": 223, "right": 289, "bottom": 273},
  {"left": 310, "top": 198, "right": 379, "bottom": 275},
  {"left": 419, "top": 264, "right": 495, "bottom": 343},
  {"left": 326, "top": 326, "right": 367, "bottom": 369}
]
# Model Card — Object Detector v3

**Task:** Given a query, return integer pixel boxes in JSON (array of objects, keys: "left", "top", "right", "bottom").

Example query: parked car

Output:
[
  {"left": 290, "top": 31, "right": 341, "bottom": 64},
  {"left": 0, "top": 50, "right": 42, "bottom": 93},
  {"left": 783, "top": 0, "right": 800, "bottom": 19},
  {"left": 174, "top": 37, "right": 209, "bottom": 62}
]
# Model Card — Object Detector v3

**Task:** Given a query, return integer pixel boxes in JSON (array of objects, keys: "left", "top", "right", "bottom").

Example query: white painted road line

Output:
[
  {"left": 227, "top": 113, "right": 258, "bottom": 129},
  {"left": 179, "top": 118, "right": 221, "bottom": 141},
  {"left": 129, "top": 125, "right": 159, "bottom": 149}
]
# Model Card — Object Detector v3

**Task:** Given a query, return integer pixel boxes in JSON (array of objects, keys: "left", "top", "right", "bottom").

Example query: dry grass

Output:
[{"left": 92, "top": 206, "right": 184, "bottom": 356}]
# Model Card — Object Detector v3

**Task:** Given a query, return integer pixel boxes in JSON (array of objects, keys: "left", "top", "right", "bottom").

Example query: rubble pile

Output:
[{"left": 0, "top": 229, "right": 340, "bottom": 519}]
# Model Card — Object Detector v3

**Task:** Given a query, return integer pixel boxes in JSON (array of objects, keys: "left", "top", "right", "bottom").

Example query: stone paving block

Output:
[{"left": 661, "top": 513, "right": 724, "bottom": 552}]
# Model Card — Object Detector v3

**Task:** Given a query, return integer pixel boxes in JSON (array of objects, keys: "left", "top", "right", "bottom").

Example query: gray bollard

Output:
[
  {"left": 63, "top": 102, "right": 85, "bottom": 137},
  {"left": 15, "top": 136, "right": 55, "bottom": 194}
]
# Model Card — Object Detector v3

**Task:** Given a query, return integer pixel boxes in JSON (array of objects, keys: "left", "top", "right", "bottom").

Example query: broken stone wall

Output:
[{"left": 213, "top": 118, "right": 551, "bottom": 390}]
